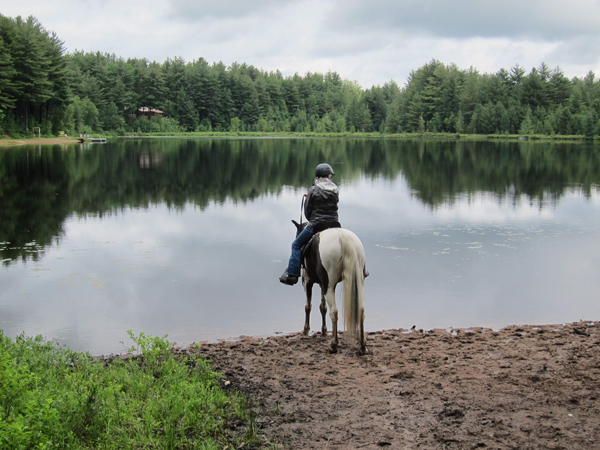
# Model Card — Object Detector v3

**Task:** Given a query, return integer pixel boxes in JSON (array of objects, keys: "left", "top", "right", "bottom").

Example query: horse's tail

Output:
[{"left": 340, "top": 232, "right": 365, "bottom": 342}]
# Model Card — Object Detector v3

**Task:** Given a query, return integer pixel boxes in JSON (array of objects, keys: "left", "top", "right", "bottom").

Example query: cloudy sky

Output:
[{"left": 2, "top": 0, "right": 600, "bottom": 87}]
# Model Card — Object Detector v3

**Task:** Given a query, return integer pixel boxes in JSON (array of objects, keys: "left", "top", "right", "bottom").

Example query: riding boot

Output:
[{"left": 279, "top": 269, "right": 299, "bottom": 286}]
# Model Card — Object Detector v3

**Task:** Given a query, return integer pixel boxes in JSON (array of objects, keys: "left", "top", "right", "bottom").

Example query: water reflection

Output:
[
  {"left": 2, "top": 139, "right": 600, "bottom": 266},
  {"left": 1, "top": 138, "right": 600, "bottom": 354}
]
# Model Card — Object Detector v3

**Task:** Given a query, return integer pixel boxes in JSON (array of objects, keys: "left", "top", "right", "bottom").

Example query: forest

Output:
[{"left": 1, "top": 14, "right": 600, "bottom": 138}]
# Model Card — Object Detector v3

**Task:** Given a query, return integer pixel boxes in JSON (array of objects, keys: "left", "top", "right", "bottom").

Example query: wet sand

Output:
[{"left": 182, "top": 321, "right": 600, "bottom": 449}]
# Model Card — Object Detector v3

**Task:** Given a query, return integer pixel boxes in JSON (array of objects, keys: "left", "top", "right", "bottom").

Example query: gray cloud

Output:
[
  {"left": 166, "top": 0, "right": 299, "bottom": 20},
  {"left": 325, "top": 0, "right": 600, "bottom": 41},
  {"left": 2, "top": 0, "right": 600, "bottom": 87},
  {"left": 547, "top": 35, "right": 600, "bottom": 65}
]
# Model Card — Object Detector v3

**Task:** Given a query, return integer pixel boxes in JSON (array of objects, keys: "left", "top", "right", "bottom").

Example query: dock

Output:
[{"left": 77, "top": 137, "right": 107, "bottom": 143}]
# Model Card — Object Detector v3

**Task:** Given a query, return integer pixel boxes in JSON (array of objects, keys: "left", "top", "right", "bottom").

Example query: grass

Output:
[
  {"left": 114, "top": 131, "right": 599, "bottom": 141},
  {"left": 2, "top": 131, "right": 598, "bottom": 145},
  {"left": 0, "top": 330, "right": 269, "bottom": 449}
]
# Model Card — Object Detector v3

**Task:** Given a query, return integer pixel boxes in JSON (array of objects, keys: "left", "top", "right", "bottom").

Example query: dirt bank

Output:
[
  {"left": 0, "top": 137, "right": 81, "bottom": 146},
  {"left": 184, "top": 321, "right": 600, "bottom": 449}
]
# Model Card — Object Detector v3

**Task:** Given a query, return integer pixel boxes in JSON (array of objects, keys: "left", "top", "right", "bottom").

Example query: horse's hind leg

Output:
[
  {"left": 303, "top": 279, "right": 313, "bottom": 336},
  {"left": 319, "top": 293, "right": 327, "bottom": 336},
  {"left": 325, "top": 286, "right": 338, "bottom": 353}
]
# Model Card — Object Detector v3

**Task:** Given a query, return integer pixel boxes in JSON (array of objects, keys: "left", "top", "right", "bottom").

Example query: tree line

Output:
[{"left": 1, "top": 14, "right": 600, "bottom": 137}]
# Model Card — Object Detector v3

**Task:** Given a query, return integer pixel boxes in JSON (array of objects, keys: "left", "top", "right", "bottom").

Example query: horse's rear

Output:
[{"left": 302, "top": 228, "right": 367, "bottom": 354}]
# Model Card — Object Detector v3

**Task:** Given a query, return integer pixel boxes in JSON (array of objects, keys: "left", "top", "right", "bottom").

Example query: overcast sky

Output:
[{"left": 2, "top": 0, "right": 600, "bottom": 88}]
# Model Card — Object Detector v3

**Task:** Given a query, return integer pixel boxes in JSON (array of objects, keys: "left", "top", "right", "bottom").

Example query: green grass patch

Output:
[{"left": 0, "top": 330, "right": 267, "bottom": 449}]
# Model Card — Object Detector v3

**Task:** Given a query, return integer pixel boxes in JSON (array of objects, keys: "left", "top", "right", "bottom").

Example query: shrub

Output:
[{"left": 0, "top": 331, "right": 259, "bottom": 449}]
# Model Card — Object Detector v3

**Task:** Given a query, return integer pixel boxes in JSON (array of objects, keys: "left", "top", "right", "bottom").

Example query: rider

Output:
[{"left": 279, "top": 163, "right": 340, "bottom": 286}]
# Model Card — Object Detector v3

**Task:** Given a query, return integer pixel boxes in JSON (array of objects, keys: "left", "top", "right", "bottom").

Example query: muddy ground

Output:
[{"left": 185, "top": 321, "right": 600, "bottom": 449}]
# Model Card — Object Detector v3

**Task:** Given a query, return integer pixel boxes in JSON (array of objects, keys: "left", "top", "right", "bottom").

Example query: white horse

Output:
[{"left": 293, "top": 221, "right": 368, "bottom": 354}]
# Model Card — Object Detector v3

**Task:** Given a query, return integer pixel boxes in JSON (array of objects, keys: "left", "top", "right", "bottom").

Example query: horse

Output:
[{"left": 292, "top": 220, "right": 368, "bottom": 355}]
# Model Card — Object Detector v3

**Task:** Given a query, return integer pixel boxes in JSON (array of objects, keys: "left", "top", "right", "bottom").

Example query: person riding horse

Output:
[{"left": 280, "top": 163, "right": 341, "bottom": 286}]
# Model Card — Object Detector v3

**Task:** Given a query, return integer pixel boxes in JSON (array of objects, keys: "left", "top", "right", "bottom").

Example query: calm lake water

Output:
[{"left": 1, "top": 138, "right": 600, "bottom": 354}]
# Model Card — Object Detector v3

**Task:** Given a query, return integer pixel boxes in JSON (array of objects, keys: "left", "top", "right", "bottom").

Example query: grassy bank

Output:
[
  {"left": 115, "top": 131, "right": 598, "bottom": 141},
  {"left": 0, "top": 331, "right": 266, "bottom": 449},
  {"left": 2, "top": 131, "right": 598, "bottom": 146}
]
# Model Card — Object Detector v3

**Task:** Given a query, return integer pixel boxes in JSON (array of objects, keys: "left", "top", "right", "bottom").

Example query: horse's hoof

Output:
[
  {"left": 321, "top": 329, "right": 327, "bottom": 336},
  {"left": 328, "top": 345, "right": 338, "bottom": 354},
  {"left": 357, "top": 346, "right": 367, "bottom": 356},
  {"left": 303, "top": 329, "right": 310, "bottom": 336}
]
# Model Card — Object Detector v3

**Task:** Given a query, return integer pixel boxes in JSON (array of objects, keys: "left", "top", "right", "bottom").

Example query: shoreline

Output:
[
  {"left": 184, "top": 320, "right": 599, "bottom": 449},
  {"left": 1, "top": 132, "right": 596, "bottom": 147},
  {"left": 0, "top": 137, "right": 81, "bottom": 146}
]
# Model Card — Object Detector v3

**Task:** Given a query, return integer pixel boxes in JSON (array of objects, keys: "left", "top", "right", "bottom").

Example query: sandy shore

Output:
[
  {"left": 0, "top": 137, "right": 81, "bottom": 146},
  {"left": 180, "top": 321, "right": 600, "bottom": 449}
]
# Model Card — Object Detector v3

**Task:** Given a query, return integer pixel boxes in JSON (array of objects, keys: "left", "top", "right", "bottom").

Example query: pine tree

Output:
[
  {"left": 519, "top": 108, "right": 535, "bottom": 135},
  {"left": 406, "top": 92, "right": 424, "bottom": 132},
  {"left": 10, "top": 16, "right": 54, "bottom": 129},
  {"left": 355, "top": 101, "right": 372, "bottom": 132},
  {"left": 385, "top": 97, "right": 402, "bottom": 133},
  {"left": 583, "top": 109, "right": 598, "bottom": 138},
  {"left": 418, "top": 115, "right": 425, "bottom": 133},
  {"left": 0, "top": 37, "right": 16, "bottom": 113},
  {"left": 456, "top": 112, "right": 465, "bottom": 134},
  {"left": 176, "top": 88, "right": 197, "bottom": 131},
  {"left": 102, "top": 101, "right": 125, "bottom": 131},
  {"left": 500, "top": 109, "right": 510, "bottom": 134},
  {"left": 239, "top": 88, "right": 260, "bottom": 126}
]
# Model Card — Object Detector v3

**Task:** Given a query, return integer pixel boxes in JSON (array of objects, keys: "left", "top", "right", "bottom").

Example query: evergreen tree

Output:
[
  {"left": 429, "top": 112, "right": 442, "bottom": 132},
  {"left": 406, "top": 92, "right": 424, "bottom": 132},
  {"left": 9, "top": 16, "right": 54, "bottom": 130},
  {"left": 176, "top": 88, "right": 197, "bottom": 131},
  {"left": 354, "top": 100, "right": 372, "bottom": 132},
  {"left": 583, "top": 109, "right": 598, "bottom": 138},
  {"left": 101, "top": 101, "right": 125, "bottom": 131},
  {"left": 385, "top": 97, "right": 402, "bottom": 133},
  {"left": 519, "top": 108, "right": 535, "bottom": 135},
  {"left": 455, "top": 112, "right": 465, "bottom": 134},
  {"left": 418, "top": 115, "right": 425, "bottom": 133},
  {"left": 500, "top": 109, "right": 510, "bottom": 134},
  {"left": 547, "top": 67, "right": 572, "bottom": 107},
  {"left": 0, "top": 36, "right": 16, "bottom": 114}
]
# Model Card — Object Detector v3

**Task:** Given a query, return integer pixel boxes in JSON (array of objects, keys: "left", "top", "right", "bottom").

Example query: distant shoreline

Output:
[
  {"left": 0, "top": 137, "right": 81, "bottom": 147},
  {"left": 116, "top": 131, "right": 595, "bottom": 141},
  {"left": 1, "top": 132, "right": 596, "bottom": 147}
]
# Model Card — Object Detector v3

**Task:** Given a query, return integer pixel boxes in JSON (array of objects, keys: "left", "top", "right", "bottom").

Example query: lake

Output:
[{"left": 1, "top": 137, "right": 599, "bottom": 354}]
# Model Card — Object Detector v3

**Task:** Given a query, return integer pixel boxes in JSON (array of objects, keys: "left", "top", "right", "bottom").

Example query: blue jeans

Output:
[{"left": 287, "top": 225, "right": 314, "bottom": 277}]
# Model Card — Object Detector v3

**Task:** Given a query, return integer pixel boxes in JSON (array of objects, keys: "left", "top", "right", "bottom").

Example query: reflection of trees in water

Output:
[
  {"left": 397, "top": 140, "right": 600, "bottom": 208},
  {"left": 1, "top": 139, "right": 600, "bottom": 265}
]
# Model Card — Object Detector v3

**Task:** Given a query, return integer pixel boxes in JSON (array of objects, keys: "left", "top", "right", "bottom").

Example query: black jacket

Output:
[{"left": 304, "top": 179, "right": 339, "bottom": 229}]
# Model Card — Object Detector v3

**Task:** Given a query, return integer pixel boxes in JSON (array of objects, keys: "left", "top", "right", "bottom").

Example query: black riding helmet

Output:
[{"left": 315, "top": 163, "right": 334, "bottom": 178}]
